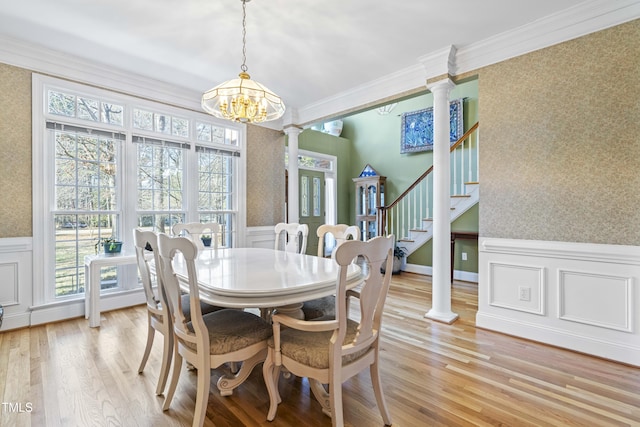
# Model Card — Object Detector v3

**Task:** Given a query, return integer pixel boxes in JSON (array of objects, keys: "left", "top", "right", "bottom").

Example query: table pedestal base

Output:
[{"left": 273, "top": 303, "right": 304, "bottom": 320}]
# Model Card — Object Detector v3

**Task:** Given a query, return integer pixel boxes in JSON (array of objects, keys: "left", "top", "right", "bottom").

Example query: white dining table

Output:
[{"left": 170, "top": 247, "right": 363, "bottom": 317}]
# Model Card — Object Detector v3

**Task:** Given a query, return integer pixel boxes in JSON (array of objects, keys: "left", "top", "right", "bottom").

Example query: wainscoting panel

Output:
[
  {"left": 488, "top": 262, "right": 545, "bottom": 315},
  {"left": 245, "top": 226, "right": 276, "bottom": 249},
  {"left": 0, "top": 262, "right": 19, "bottom": 305},
  {"left": 558, "top": 269, "right": 632, "bottom": 333},
  {"left": 0, "top": 237, "right": 32, "bottom": 330},
  {"left": 477, "top": 238, "right": 640, "bottom": 366}
]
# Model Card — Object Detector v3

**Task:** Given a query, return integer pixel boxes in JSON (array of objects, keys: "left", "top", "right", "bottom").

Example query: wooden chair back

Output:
[
  {"left": 157, "top": 233, "right": 204, "bottom": 351},
  {"left": 133, "top": 229, "right": 162, "bottom": 315},
  {"left": 316, "top": 224, "right": 361, "bottom": 258},
  {"left": 333, "top": 235, "right": 393, "bottom": 352},
  {"left": 274, "top": 222, "right": 309, "bottom": 254},
  {"left": 172, "top": 222, "right": 221, "bottom": 250}
]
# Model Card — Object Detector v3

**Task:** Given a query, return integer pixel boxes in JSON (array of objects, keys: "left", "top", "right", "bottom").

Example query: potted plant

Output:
[
  {"left": 95, "top": 237, "right": 123, "bottom": 255},
  {"left": 201, "top": 234, "right": 212, "bottom": 247},
  {"left": 391, "top": 245, "right": 407, "bottom": 274},
  {"left": 381, "top": 245, "right": 407, "bottom": 274}
]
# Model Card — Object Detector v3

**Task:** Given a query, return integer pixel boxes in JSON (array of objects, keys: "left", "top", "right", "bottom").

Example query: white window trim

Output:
[{"left": 32, "top": 74, "right": 247, "bottom": 307}]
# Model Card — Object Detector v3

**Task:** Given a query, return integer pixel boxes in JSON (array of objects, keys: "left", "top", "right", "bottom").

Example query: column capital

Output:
[
  {"left": 427, "top": 78, "right": 455, "bottom": 94},
  {"left": 283, "top": 126, "right": 303, "bottom": 137}
]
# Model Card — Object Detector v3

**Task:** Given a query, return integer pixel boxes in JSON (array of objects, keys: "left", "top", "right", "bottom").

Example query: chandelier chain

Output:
[{"left": 241, "top": 0, "right": 248, "bottom": 73}]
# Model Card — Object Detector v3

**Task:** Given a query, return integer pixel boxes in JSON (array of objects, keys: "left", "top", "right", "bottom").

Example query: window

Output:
[
  {"left": 33, "top": 75, "right": 246, "bottom": 305},
  {"left": 51, "top": 123, "right": 124, "bottom": 296},
  {"left": 196, "top": 145, "right": 238, "bottom": 247},
  {"left": 135, "top": 135, "right": 188, "bottom": 233}
]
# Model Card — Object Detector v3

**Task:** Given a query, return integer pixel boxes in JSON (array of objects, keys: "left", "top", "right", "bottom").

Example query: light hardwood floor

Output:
[{"left": 1, "top": 273, "right": 639, "bottom": 426}]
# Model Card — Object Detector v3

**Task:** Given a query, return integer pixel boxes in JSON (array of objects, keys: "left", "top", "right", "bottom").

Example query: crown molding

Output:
[
  {"left": 295, "top": 0, "right": 640, "bottom": 125},
  {"left": 295, "top": 63, "right": 426, "bottom": 126},
  {"left": 0, "top": 34, "right": 202, "bottom": 111},
  {"left": 455, "top": 0, "right": 640, "bottom": 75},
  {"left": 0, "top": 0, "right": 637, "bottom": 128},
  {"left": 418, "top": 45, "right": 457, "bottom": 79}
]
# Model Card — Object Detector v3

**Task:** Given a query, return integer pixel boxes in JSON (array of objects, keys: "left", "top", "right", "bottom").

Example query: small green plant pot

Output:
[{"left": 104, "top": 242, "right": 123, "bottom": 254}]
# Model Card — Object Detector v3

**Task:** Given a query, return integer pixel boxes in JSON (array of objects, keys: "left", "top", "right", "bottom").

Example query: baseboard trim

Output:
[
  {"left": 476, "top": 312, "right": 640, "bottom": 367},
  {"left": 31, "top": 289, "right": 146, "bottom": 326},
  {"left": 403, "top": 263, "right": 478, "bottom": 283},
  {"left": 0, "top": 312, "right": 31, "bottom": 331}
]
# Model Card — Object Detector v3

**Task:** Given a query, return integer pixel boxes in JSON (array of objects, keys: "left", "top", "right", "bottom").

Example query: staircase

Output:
[{"left": 379, "top": 122, "right": 479, "bottom": 256}]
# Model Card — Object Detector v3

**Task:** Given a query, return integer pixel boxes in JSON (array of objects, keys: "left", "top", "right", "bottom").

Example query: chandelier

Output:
[{"left": 202, "top": 0, "right": 285, "bottom": 123}]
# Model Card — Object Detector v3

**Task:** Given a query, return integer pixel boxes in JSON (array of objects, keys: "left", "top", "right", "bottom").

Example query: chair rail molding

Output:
[{"left": 477, "top": 237, "right": 640, "bottom": 367}]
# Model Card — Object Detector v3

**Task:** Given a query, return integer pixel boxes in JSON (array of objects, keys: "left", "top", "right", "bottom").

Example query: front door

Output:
[{"left": 299, "top": 170, "right": 325, "bottom": 255}]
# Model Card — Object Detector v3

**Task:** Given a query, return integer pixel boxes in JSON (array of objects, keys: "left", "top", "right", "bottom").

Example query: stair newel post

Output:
[{"left": 425, "top": 78, "right": 459, "bottom": 324}]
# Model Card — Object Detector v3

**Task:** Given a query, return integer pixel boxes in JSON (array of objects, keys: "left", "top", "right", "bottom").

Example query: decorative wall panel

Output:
[
  {"left": 478, "top": 237, "right": 640, "bottom": 367},
  {"left": 488, "top": 262, "right": 545, "bottom": 315},
  {"left": 558, "top": 269, "right": 632, "bottom": 333},
  {"left": 0, "top": 238, "right": 32, "bottom": 330},
  {"left": 0, "top": 262, "right": 19, "bottom": 305}
]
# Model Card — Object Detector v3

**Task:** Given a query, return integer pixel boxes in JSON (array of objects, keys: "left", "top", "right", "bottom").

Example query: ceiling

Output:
[{"left": 0, "top": 0, "right": 620, "bottom": 122}]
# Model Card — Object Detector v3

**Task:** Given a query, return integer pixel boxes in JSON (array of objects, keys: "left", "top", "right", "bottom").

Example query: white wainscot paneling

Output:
[
  {"left": 0, "top": 237, "right": 32, "bottom": 330},
  {"left": 245, "top": 226, "right": 276, "bottom": 249},
  {"left": 489, "top": 262, "right": 545, "bottom": 315},
  {"left": 0, "top": 262, "right": 19, "bottom": 305},
  {"left": 558, "top": 269, "right": 632, "bottom": 333},
  {"left": 477, "top": 238, "right": 640, "bottom": 367}
]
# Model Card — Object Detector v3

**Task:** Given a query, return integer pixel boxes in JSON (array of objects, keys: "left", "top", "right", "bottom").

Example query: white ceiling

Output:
[{"left": 0, "top": 0, "right": 633, "bottom": 122}]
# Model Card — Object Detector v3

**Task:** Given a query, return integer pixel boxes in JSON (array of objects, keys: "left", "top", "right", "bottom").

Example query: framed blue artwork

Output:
[{"left": 400, "top": 98, "right": 463, "bottom": 154}]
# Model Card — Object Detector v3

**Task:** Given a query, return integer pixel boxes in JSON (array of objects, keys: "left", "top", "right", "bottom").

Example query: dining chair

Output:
[
  {"left": 302, "top": 224, "right": 362, "bottom": 320},
  {"left": 157, "top": 233, "right": 272, "bottom": 427},
  {"left": 263, "top": 235, "right": 395, "bottom": 427},
  {"left": 172, "top": 222, "right": 221, "bottom": 250},
  {"left": 133, "top": 229, "right": 223, "bottom": 396},
  {"left": 274, "top": 222, "right": 308, "bottom": 254},
  {"left": 316, "top": 224, "right": 360, "bottom": 258}
]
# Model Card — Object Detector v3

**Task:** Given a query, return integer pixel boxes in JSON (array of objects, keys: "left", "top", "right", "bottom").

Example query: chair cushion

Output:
[
  {"left": 301, "top": 296, "right": 335, "bottom": 320},
  {"left": 275, "top": 319, "right": 368, "bottom": 369},
  {"left": 186, "top": 309, "right": 272, "bottom": 354},
  {"left": 180, "top": 294, "right": 223, "bottom": 321}
]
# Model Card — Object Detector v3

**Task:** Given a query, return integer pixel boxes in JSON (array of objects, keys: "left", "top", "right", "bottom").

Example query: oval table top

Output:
[{"left": 170, "top": 247, "right": 363, "bottom": 309}]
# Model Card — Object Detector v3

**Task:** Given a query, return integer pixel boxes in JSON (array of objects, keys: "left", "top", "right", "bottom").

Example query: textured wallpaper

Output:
[
  {"left": 246, "top": 124, "right": 285, "bottom": 226},
  {"left": 0, "top": 63, "right": 32, "bottom": 238},
  {"left": 479, "top": 19, "right": 640, "bottom": 245}
]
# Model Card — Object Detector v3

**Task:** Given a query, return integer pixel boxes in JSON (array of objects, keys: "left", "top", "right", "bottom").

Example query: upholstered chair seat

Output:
[
  {"left": 271, "top": 318, "right": 367, "bottom": 369},
  {"left": 184, "top": 309, "right": 272, "bottom": 354}
]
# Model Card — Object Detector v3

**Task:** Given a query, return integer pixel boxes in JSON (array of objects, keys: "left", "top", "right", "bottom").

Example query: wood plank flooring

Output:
[{"left": 1, "top": 273, "right": 639, "bottom": 426}]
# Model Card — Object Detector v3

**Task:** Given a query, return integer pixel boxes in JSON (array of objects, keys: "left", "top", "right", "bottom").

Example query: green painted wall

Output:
[
  {"left": 295, "top": 78, "right": 479, "bottom": 273},
  {"left": 341, "top": 78, "right": 479, "bottom": 273}
]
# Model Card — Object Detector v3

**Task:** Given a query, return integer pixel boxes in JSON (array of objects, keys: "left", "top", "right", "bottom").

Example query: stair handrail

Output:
[{"left": 377, "top": 121, "right": 479, "bottom": 236}]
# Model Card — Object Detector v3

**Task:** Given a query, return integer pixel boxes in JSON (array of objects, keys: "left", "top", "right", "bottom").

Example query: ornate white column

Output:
[
  {"left": 284, "top": 126, "right": 302, "bottom": 224},
  {"left": 425, "top": 78, "right": 459, "bottom": 324}
]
